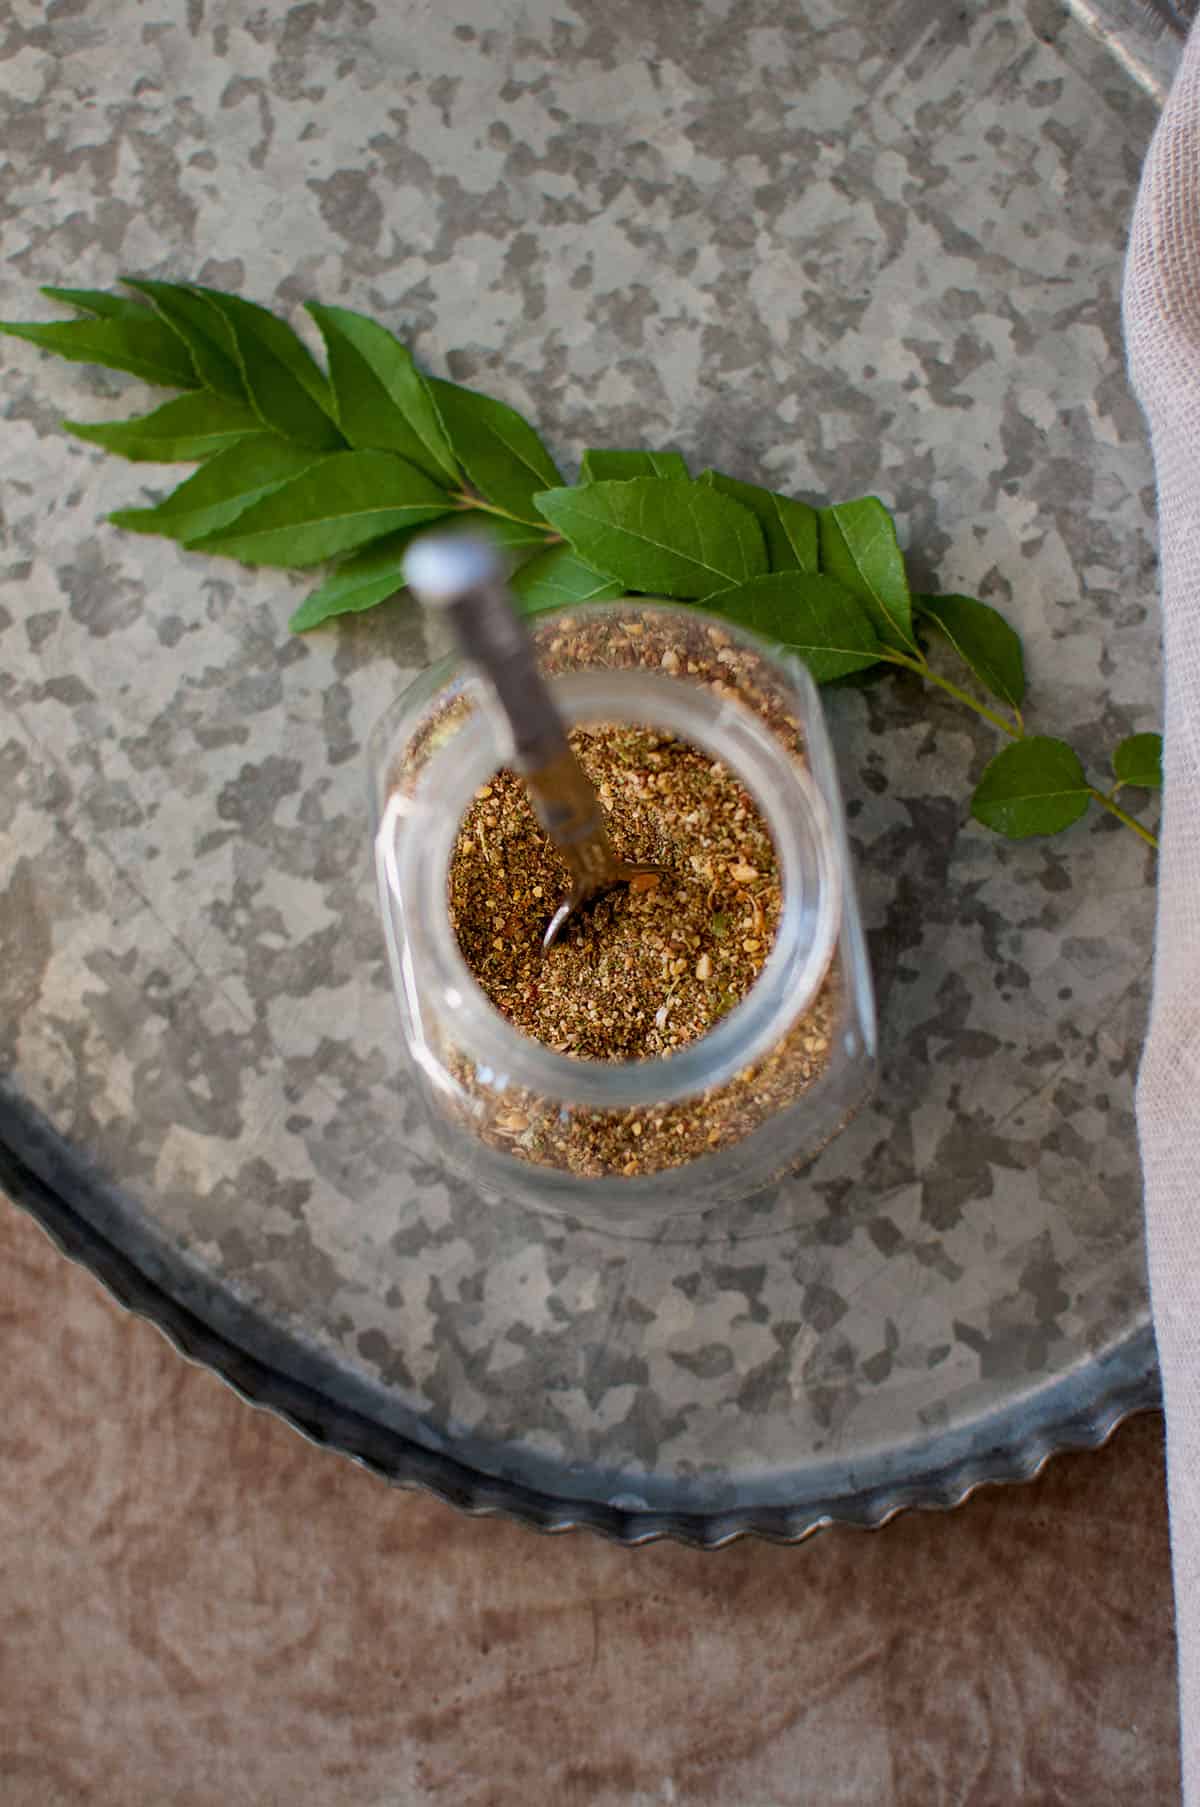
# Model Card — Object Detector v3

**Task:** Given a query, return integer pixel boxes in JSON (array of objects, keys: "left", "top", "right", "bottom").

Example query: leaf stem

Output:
[
  {"left": 883, "top": 649, "right": 1022, "bottom": 741},
  {"left": 887, "top": 647, "right": 1158, "bottom": 851},
  {"left": 450, "top": 488, "right": 550, "bottom": 533},
  {"left": 1089, "top": 787, "right": 1159, "bottom": 850}
]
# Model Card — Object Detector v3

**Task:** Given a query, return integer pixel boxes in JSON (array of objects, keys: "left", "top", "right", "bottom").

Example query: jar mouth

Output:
[{"left": 382, "top": 660, "right": 841, "bottom": 1112}]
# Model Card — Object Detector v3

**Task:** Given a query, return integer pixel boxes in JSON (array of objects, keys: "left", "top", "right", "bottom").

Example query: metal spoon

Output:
[{"left": 403, "top": 532, "right": 667, "bottom": 950}]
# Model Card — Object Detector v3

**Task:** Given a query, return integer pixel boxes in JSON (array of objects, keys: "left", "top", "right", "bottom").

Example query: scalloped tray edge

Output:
[{"left": 0, "top": 1130, "right": 1161, "bottom": 1551}]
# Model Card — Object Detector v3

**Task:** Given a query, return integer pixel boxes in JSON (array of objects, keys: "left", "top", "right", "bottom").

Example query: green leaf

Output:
[
  {"left": 818, "top": 498, "right": 916, "bottom": 651},
  {"left": 0, "top": 315, "right": 201, "bottom": 389},
  {"left": 109, "top": 435, "right": 324, "bottom": 543},
  {"left": 188, "top": 450, "right": 452, "bottom": 567},
  {"left": 63, "top": 391, "right": 262, "bottom": 462},
  {"left": 971, "top": 737, "right": 1091, "bottom": 838},
  {"left": 401, "top": 511, "right": 550, "bottom": 565},
  {"left": 579, "top": 449, "right": 689, "bottom": 482},
  {"left": 700, "top": 469, "right": 818, "bottom": 574},
  {"left": 288, "top": 529, "right": 421, "bottom": 632},
  {"left": 305, "top": 304, "right": 459, "bottom": 483},
  {"left": 533, "top": 477, "right": 767, "bottom": 599},
  {"left": 511, "top": 546, "right": 624, "bottom": 614},
  {"left": 190, "top": 286, "right": 344, "bottom": 449},
  {"left": 40, "top": 286, "right": 155, "bottom": 322},
  {"left": 703, "top": 571, "right": 883, "bottom": 682},
  {"left": 122, "top": 280, "right": 247, "bottom": 399},
  {"left": 462, "top": 514, "right": 553, "bottom": 554},
  {"left": 1112, "top": 731, "right": 1163, "bottom": 790},
  {"left": 915, "top": 593, "right": 1026, "bottom": 711},
  {"left": 427, "top": 377, "right": 562, "bottom": 521}
]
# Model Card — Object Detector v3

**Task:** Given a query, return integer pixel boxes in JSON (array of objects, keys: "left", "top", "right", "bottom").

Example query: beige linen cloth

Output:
[{"left": 1126, "top": 19, "right": 1200, "bottom": 1801}]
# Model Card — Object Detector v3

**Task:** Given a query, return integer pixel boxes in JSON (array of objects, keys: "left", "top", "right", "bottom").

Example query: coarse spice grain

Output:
[
  {"left": 448, "top": 724, "right": 781, "bottom": 1061},
  {"left": 391, "top": 606, "right": 840, "bottom": 1180}
]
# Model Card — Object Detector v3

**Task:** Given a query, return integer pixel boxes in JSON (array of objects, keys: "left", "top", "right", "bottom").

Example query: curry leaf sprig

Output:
[{"left": 1, "top": 282, "right": 1162, "bottom": 847}]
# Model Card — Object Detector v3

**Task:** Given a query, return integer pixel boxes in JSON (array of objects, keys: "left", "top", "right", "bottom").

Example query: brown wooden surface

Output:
[{"left": 0, "top": 1195, "right": 1180, "bottom": 1806}]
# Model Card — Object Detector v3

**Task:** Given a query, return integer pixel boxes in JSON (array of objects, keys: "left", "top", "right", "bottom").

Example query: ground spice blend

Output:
[
  {"left": 448, "top": 725, "right": 782, "bottom": 1062},
  {"left": 402, "top": 608, "right": 840, "bottom": 1182}
]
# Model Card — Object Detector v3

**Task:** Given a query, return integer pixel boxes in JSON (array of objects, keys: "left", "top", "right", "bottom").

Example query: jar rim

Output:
[{"left": 377, "top": 621, "right": 841, "bottom": 1111}]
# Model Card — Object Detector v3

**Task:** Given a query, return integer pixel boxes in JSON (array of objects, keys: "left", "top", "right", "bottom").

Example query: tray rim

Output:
[{"left": 0, "top": 1112, "right": 1161, "bottom": 1550}]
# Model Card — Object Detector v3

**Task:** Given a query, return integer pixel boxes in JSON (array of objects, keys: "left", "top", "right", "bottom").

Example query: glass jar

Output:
[{"left": 367, "top": 600, "right": 875, "bottom": 1227}]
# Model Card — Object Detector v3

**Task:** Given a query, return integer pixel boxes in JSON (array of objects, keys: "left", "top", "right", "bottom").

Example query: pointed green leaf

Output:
[
  {"left": 122, "top": 280, "right": 246, "bottom": 399},
  {"left": 971, "top": 737, "right": 1091, "bottom": 838},
  {"left": 702, "top": 572, "right": 882, "bottom": 682},
  {"left": 533, "top": 477, "right": 766, "bottom": 599},
  {"left": 511, "top": 546, "right": 624, "bottom": 615},
  {"left": 288, "top": 530, "right": 421, "bottom": 632},
  {"left": 0, "top": 316, "right": 200, "bottom": 389},
  {"left": 579, "top": 449, "right": 689, "bottom": 482},
  {"left": 1112, "top": 732, "right": 1163, "bottom": 790},
  {"left": 188, "top": 450, "right": 452, "bottom": 567},
  {"left": 40, "top": 286, "right": 154, "bottom": 322},
  {"left": 818, "top": 498, "right": 915, "bottom": 651},
  {"left": 63, "top": 391, "right": 262, "bottom": 462},
  {"left": 700, "top": 469, "right": 819, "bottom": 574},
  {"left": 427, "top": 377, "right": 561, "bottom": 520},
  {"left": 915, "top": 593, "right": 1026, "bottom": 711},
  {"left": 305, "top": 304, "right": 458, "bottom": 483},
  {"left": 411, "top": 514, "right": 551, "bottom": 572},
  {"left": 109, "top": 435, "right": 324, "bottom": 543},
  {"left": 460, "top": 514, "right": 553, "bottom": 554},
  {"left": 189, "top": 286, "right": 344, "bottom": 449}
]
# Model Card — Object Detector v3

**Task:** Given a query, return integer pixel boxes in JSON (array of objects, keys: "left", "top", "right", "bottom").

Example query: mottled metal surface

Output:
[{"left": 0, "top": 0, "right": 1162, "bottom": 1527}]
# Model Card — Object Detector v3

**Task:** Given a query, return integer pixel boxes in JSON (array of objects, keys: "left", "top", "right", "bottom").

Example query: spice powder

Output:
[{"left": 448, "top": 725, "right": 781, "bottom": 1062}]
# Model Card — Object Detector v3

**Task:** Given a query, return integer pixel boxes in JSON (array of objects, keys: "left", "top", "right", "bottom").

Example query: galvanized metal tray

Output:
[{"left": 0, "top": 0, "right": 1162, "bottom": 1545}]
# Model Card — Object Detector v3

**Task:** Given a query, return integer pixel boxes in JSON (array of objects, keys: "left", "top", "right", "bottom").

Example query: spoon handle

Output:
[{"left": 403, "top": 533, "right": 615, "bottom": 874}]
